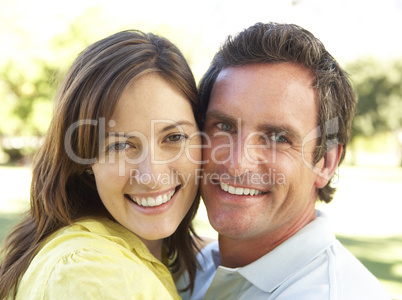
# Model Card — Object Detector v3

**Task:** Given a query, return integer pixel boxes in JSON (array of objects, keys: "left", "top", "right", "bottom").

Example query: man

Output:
[{"left": 177, "top": 22, "right": 390, "bottom": 299}]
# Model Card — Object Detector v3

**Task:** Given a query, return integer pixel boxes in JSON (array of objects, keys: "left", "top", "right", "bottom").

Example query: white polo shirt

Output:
[{"left": 177, "top": 210, "right": 390, "bottom": 300}]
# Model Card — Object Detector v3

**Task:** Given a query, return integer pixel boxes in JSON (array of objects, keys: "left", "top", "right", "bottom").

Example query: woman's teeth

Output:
[
  {"left": 127, "top": 190, "right": 175, "bottom": 207},
  {"left": 219, "top": 182, "right": 264, "bottom": 196}
]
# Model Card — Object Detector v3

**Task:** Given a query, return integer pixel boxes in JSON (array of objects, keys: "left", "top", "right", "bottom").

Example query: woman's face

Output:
[{"left": 92, "top": 73, "right": 201, "bottom": 250}]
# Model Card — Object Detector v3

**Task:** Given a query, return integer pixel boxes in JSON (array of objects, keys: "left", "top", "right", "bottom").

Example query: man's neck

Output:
[{"left": 218, "top": 212, "right": 316, "bottom": 268}]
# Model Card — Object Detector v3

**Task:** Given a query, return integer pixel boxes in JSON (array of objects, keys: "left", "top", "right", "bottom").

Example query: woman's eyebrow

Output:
[
  {"left": 106, "top": 132, "right": 130, "bottom": 138},
  {"left": 158, "top": 120, "right": 196, "bottom": 133},
  {"left": 105, "top": 120, "right": 196, "bottom": 137}
]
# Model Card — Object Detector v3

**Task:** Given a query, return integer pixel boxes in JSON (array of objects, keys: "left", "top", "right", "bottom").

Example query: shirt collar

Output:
[
  {"left": 212, "top": 247, "right": 221, "bottom": 269},
  {"left": 78, "top": 217, "right": 163, "bottom": 265},
  {"left": 231, "top": 210, "right": 336, "bottom": 293}
]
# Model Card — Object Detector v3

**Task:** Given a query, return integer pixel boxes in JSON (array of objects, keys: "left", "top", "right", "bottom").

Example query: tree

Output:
[
  {"left": 346, "top": 58, "right": 402, "bottom": 165},
  {"left": 0, "top": 5, "right": 210, "bottom": 163}
]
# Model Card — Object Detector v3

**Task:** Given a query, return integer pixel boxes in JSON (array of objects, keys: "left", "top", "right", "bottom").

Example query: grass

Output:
[
  {"left": 337, "top": 235, "right": 402, "bottom": 297},
  {"left": 0, "top": 164, "right": 401, "bottom": 298}
]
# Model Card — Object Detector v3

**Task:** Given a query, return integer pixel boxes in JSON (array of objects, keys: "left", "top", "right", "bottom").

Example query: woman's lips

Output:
[{"left": 125, "top": 186, "right": 180, "bottom": 207}]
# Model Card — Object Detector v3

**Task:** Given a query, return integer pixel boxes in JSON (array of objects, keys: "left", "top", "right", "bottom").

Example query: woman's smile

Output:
[{"left": 125, "top": 185, "right": 179, "bottom": 207}]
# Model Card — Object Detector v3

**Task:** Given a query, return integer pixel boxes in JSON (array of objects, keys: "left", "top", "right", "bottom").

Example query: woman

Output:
[{"left": 0, "top": 30, "right": 202, "bottom": 299}]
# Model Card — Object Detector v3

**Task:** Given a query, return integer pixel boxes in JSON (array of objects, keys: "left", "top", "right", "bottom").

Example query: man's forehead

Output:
[
  {"left": 207, "top": 62, "right": 318, "bottom": 140},
  {"left": 214, "top": 63, "right": 315, "bottom": 86}
]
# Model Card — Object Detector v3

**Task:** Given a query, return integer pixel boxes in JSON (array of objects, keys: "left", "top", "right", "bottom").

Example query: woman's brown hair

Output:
[{"left": 0, "top": 30, "right": 201, "bottom": 299}]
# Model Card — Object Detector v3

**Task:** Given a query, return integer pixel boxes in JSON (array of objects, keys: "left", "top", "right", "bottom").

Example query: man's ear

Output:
[{"left": 314, "top": 144, "right": 343, "bottom": 188}]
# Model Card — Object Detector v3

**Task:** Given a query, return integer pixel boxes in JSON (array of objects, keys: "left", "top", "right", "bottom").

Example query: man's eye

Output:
[
  {"left": 270, "top": 134, "right": 289, "bottom": 144},
  {"left": 217, "top": 123, "right": 232, "bottom": 131}
]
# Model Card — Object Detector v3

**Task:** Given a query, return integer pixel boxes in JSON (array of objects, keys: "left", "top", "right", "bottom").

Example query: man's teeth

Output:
[
  {"left": 219, "top": 182, "right": 263, "bottom": 196},
  {"left": 128, "top": 190, "right": 175, "bottom": 207}
]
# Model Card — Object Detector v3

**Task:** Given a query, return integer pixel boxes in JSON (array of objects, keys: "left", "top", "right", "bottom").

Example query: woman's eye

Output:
[
  {"left": 108, "top": 142, "right": 129, "bottom": 151},
  {"left": 217, "top": 122, "right": 232, "bottom": 132},
  {"left": 165, "top": 134, "right": 187, "bottom": 142}
]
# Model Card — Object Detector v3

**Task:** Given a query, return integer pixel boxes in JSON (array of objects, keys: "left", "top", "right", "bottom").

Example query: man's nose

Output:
[{"left": 223, "top": 135, "right": 265, "bottom": 177}]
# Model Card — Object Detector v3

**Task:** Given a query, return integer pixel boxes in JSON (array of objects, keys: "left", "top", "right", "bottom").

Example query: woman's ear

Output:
[{"left": 314, "top": 144, "right": 343, "bottom": 188}]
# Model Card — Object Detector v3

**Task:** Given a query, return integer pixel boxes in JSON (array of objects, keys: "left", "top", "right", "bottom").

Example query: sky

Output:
[
  {"left": 2, "top": 0, "right": 402, "bottom": 69},
  {"left": 111, "top": 0, "right": 402, "bottom": 62}
]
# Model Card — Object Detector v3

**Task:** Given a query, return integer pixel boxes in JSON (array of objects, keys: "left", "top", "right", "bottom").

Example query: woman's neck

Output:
[{"left": 139, "top": 238, "right": 164, "bottom": 261}]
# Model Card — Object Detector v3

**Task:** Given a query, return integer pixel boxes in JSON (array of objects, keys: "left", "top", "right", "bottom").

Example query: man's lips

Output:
[
  {"left": 218, "top": 181, "right": 267, "bottom": 196},
  {"left": 125, "top": 186, "right": 180, "bottom": 207}
]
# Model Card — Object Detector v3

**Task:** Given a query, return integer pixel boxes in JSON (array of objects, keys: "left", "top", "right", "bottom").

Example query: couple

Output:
[{"left": 0, "top": 23, "right": 390, "bottom": 299}]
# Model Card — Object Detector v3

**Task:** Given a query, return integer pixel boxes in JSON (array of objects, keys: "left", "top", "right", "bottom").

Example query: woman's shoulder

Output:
[
  {"left": 17, "top": 246, "right": 175, "bottom": 299},
  {"left": 20, "top": 218, "right": 146, "bottom": 282},
  {"left": 33, "top": 218, "right": 148, "bottom": 263},
  {"left": 21, "top": 218, "right": 145, "bottom": 275},
  {"left": 16, "top": 218, "right": 175, "bottom": 299},
  {"left": 43, "top": 217, "right": 144, "bottom": 251}
]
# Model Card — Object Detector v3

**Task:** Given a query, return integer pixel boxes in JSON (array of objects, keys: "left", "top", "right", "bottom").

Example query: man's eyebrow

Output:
[
  {"left": 206, "top": 110, "right": 302, "bottom": 141},
  {"left": 205, "top": 110, "right": 238, "bottom": 125},
  {"left": 258, "top": 124, "right": 302, "bottom": 141}
]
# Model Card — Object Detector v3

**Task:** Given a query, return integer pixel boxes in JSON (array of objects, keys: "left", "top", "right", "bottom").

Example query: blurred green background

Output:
[{"left": 1, "top": 0, "right": 402, "bottom": 298}]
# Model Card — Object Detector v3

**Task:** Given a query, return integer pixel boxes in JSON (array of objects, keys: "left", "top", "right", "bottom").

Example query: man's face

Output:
[{"left": 201, "top": 62, "right": 326, "bottom": 243}]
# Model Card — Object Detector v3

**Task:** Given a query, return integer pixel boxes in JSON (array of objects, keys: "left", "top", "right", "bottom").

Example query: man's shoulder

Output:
[
  {"left": 328, "top": 240, "right": 391, "bottom": 299},
  {"left": 276, "top": 238, "right": 390, "bottom": 299},
  {"left": 198, "top": 240, "right": 219, "bottom": 264},
  {"left": 176, "top": 240, "right": 219, "bottom": 300}
]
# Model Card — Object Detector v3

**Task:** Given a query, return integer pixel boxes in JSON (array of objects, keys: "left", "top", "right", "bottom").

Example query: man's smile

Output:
[{"left": 218, "top": 181, "right": 267, "bottom": 196}]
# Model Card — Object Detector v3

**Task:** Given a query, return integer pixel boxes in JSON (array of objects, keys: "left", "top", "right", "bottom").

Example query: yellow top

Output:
[{"left": 15, "top": 218, "right": 180, "bottom": 300}]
